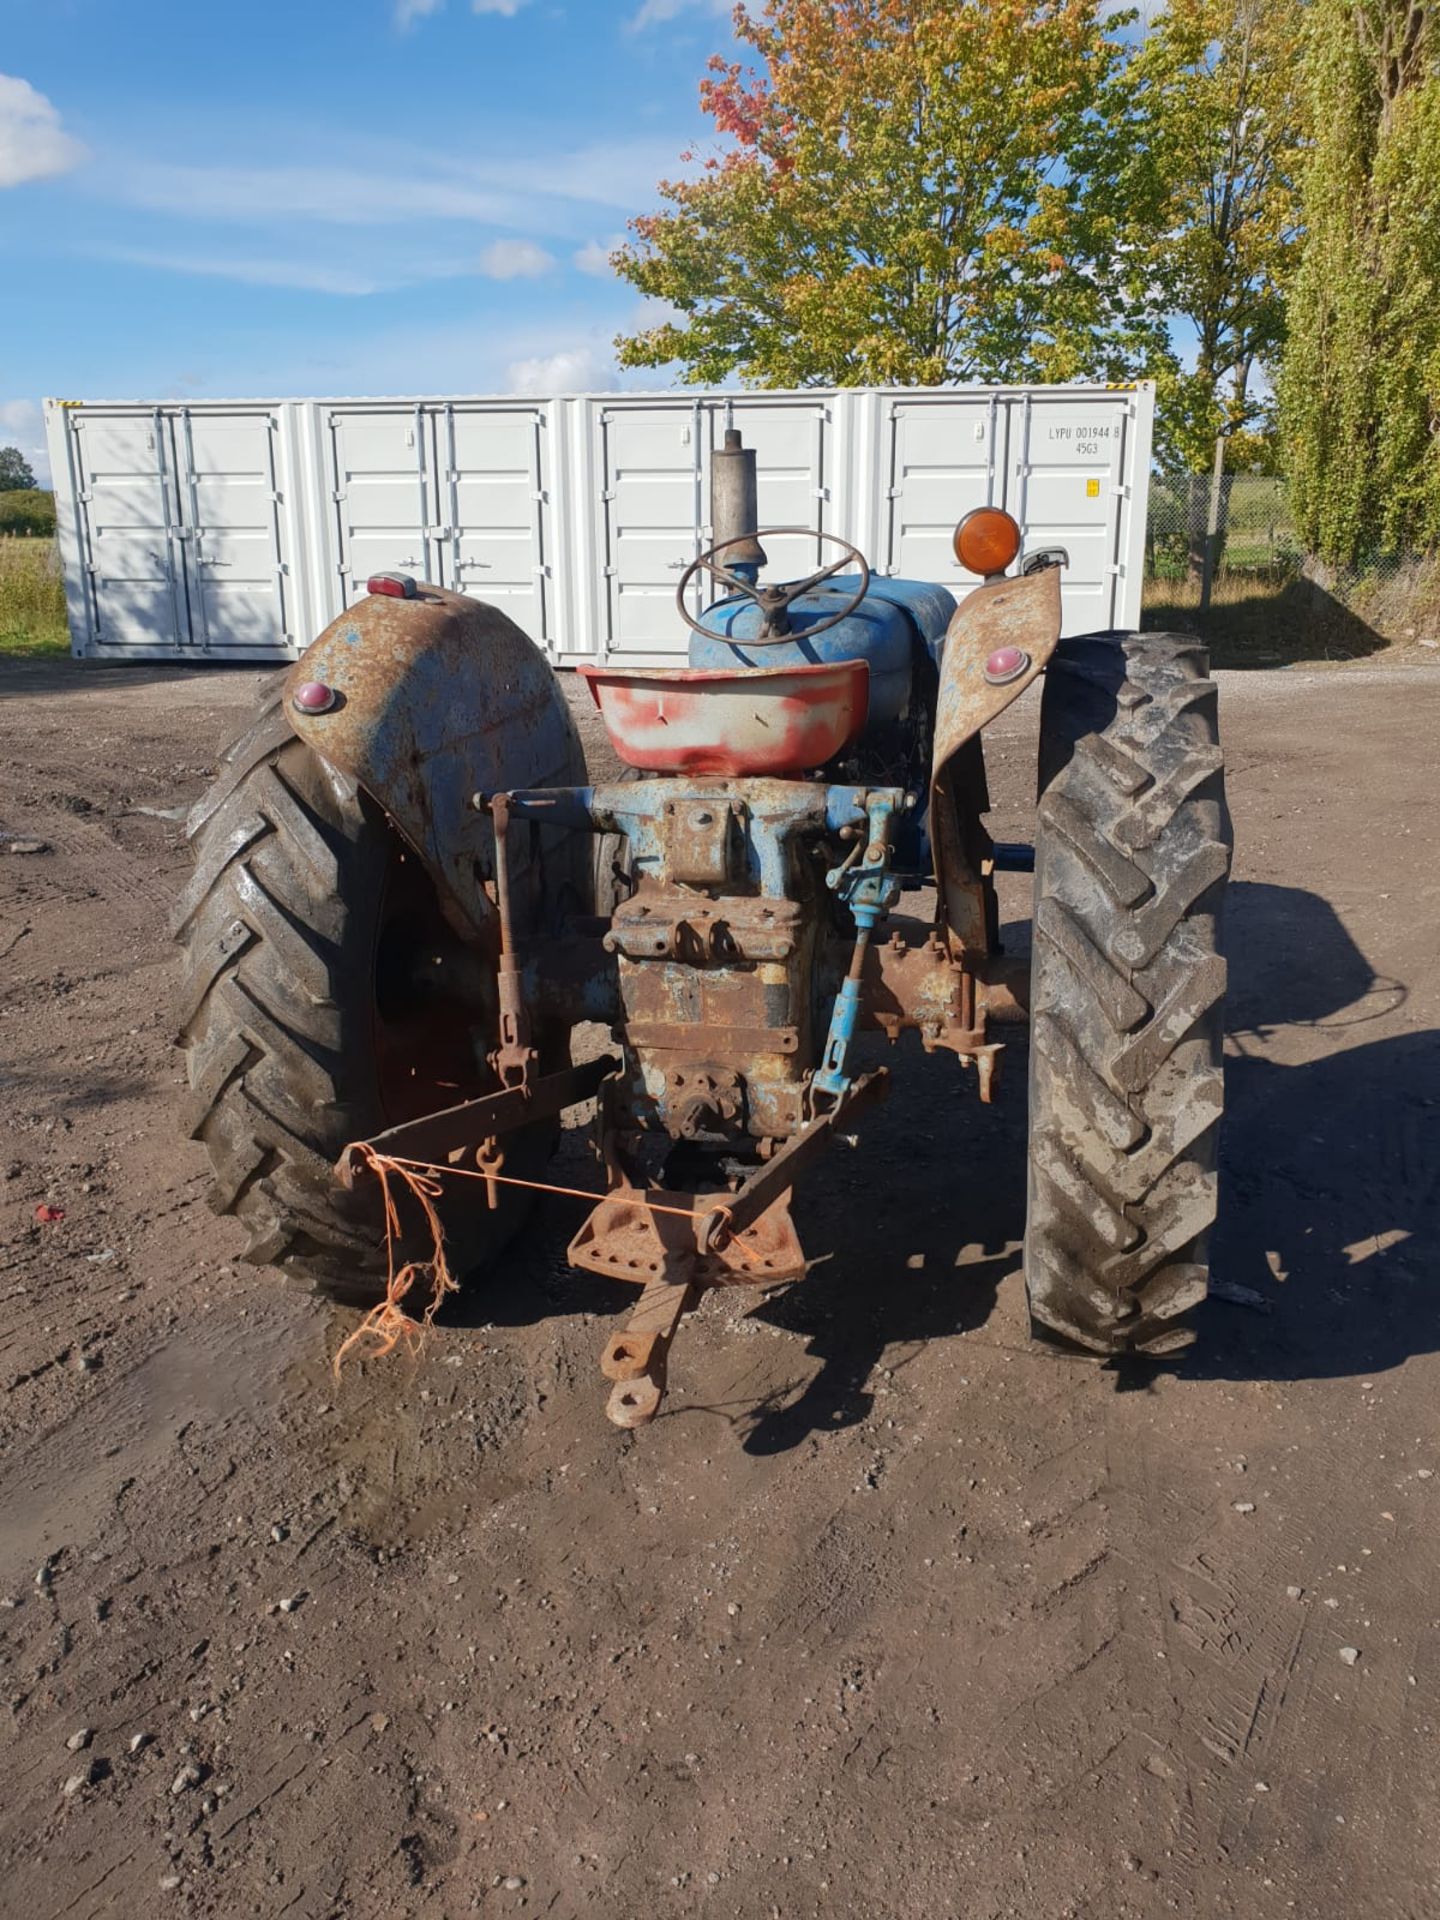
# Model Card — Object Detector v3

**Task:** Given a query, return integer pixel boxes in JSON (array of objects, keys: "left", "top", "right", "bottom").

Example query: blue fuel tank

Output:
[{"left": 688, "top": 576, "right": 956, "bottom": 739}]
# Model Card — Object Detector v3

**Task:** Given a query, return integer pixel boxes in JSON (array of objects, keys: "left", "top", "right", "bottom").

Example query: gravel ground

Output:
[{"left": 0, "top": 650, "right": 1437, "bottom": 1919}]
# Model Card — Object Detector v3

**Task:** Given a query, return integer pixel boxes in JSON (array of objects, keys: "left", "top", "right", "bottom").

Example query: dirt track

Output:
[{"left": 1, "top": 653, "right": 1438, "bottom": 1920}]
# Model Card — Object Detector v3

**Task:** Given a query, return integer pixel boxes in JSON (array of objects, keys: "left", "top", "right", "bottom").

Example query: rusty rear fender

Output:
[
  {"left": 931, "top": 563, "right": 1063, "bottom": 784},
  {"left": 928, "top": 564, "right": 1063, "bottom": 953},
  {"left": 283, "top": 585, "right": 589, "bottom": 942}
]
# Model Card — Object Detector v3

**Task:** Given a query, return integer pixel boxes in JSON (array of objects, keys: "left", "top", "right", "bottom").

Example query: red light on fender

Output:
[
  {"left": 984, "top": 646, "right": 1030, "bottom": 685},
  {"left": 292, "top": 679, "right": 337, "bottom": 714},
  {"left": 367, "top": 572, "right": 417, "bottom": 599},
  {"left": 954, "top": 507, "right": 1021, "bottom": 578}
]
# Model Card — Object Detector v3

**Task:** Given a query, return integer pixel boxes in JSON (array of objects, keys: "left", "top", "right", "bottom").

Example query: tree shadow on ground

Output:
[
  {"left": 0, "top": 657, "right": 269, "bottom": 701},
  {"left": 1144, "top": 574, "right": 1388, "bottom": 669}
]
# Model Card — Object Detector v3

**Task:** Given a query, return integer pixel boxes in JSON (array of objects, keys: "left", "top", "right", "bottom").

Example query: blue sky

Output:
[{"left": 0, "top": 0, "right": 742, "bottom": 479}]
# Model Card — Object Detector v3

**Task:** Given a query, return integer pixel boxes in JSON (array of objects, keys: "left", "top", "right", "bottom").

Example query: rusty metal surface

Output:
[
  {"left": 484, "top": 792, "right": 536, "bottom": 1087},
  {"left": 699, "top": 1068, "right": 888, "bottom": 1252},
  {"left": 611, "top": 871, "right": 824, "bottom": 1144},
  {"left": 625, "top": 1021, "right": 800, "bottom": 1056},
  {"left": 285, "top": 583, "right": 587, "bottom": 939},
  {"left": 863, "top": 927, "right": 985, "bottom": 1055},
  {"left": 601, "top": 1274, "right": 698, "bottom": 1428},
  {"left": 929, "top": 566, "right": 1061, "bottom": 959},
  {"left": 578, "top": 661, "right": 869, "bottom": 776},
  {"left": 334, "top": 1055, "right": 619, "bottom": 1188},
  {"left": 666, "top": 1066, "right": 744, "bottom": 1143},
  {"left": 660, "top": 795, "right": 738, "bottom": 885},
  {"left": 605, "top": 894, "right": 804, "bottom": 964},
  {"left": 569, "top": 1190, "right": 806, "bottom": 1288},
  {"left": 931, "top": 564, "right": 1062, "bottom": 782},
  {"left": 616, "top": 928, "right": 813, "bottom": 1139}
]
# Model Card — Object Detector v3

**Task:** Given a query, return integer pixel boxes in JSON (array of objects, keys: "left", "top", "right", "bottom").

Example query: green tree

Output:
[
  {"left": 614, "top": 0, "right": 1163, "bottom": 388},
  {"left": 1123, "top": 0, "right": 1307, "bottom": 477},
  {"left": 0, "top": 446, "right": 37, "bottom": 492},
  {"left": 1281, "top": 0, "right": 1440, "bottom": 565},
  {"left": 0, "top": 489, "right": 56, "bottom": 537}
]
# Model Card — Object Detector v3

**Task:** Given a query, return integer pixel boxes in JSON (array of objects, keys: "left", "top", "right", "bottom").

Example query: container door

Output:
[
  {"left": 327, "top": 406, "right": 440, "bottom": 603},
  {"left": 68, "top": 409, "right": 189, "bottom": 654},
  {"left": 708, "top": 399, "right": 830, "bottom": 586},
  {"left": 599, "top": 402, "right": 704, "bottom": 659},
  {"left": 173, "top": 409, "right": 295, "bottom": 657},
  {"left": 882, "top": 396, "right": 1009, "bottom": 585},
  {"left": 437, "top": 404, "right": 550, "bottom": 643},
  {"left": 1009, "top": 393, "right": 1131, "bottom": 637}
]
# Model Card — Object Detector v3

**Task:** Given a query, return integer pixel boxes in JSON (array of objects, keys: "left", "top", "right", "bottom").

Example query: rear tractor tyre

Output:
[
  {"left": 1025, "top": 633, "right": 1232, "bottom": 1356},
  {"left": 172, "top": 678, "right": 556, "bottom": 1309}
]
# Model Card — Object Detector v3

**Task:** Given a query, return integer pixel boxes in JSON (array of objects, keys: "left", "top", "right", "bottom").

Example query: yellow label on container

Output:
[{"left": 1086, "top": 478, "right": 1101, "bottom": 498}]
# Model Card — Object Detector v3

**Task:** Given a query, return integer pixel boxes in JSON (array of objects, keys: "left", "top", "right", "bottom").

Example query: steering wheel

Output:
[{"left": 677, "top": 527, "right": 871, "bottom": 646}]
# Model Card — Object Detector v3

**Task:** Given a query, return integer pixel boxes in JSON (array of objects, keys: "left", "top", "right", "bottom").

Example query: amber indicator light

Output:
[{"left": 953, "top": 507, "right": 1021, "bottom": 577}]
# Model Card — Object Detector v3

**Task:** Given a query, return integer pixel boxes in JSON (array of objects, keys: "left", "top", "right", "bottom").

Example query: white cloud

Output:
[
  {"left": 106, "top": 249, "right": 396, "bottom": 295},
  {"left": 396, "top": 0, "right": 529, "bottom": 23},
  {"left": 113, "top": 159, "right": 516, "bottom": 226},
  {"left": 0, "top": 399, "right": 50, "bottom": 485},
  {"left": 626, "top": 0, "right": 731, "bottom": 31},
  {"left": 574, "top": 235, "right": 625, "bottom": 277},
  {"left": 505, "top": 345, "right": 613, "bottom": 394},
  {"left": 106, "top": 136, "right": 680, "bottom": 234},
  {"left": 0, "top": 74, "right": 86, "bottom": 189},
  {"left": 478, "top": 237, "right": 555, "bottom": 279}
]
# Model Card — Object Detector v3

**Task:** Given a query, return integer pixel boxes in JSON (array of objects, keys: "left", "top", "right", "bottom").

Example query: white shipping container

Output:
[{"left": 46, "top": 384, "right": 1153, "bottom": 666}]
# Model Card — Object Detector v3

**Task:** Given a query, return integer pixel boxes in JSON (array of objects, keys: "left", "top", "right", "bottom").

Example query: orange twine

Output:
[
  {"left": 331, "top": 1143, "right": 460, "bottom": 1375},
  {"left": 331, "top": 1145, "right": 738, "bottom": 1376}
]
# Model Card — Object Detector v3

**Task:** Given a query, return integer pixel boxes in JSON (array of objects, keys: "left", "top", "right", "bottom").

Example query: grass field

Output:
[{"left": 0, "top": 537, "right": 69, "bottom": 657}]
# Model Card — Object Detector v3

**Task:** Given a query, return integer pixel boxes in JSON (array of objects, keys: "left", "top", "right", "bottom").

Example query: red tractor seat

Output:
[{"left": 578, "top": 661, "right": 869, "bottom": 776}]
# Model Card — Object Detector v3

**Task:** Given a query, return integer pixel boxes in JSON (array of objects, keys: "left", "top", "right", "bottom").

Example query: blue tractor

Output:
[{"left": 176, "top": 432, "right": 1231, "bottom": 1425}]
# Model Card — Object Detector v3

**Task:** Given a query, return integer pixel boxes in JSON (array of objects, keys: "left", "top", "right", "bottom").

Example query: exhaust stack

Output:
[{"left": 710, "top": 429, "right": 766, "bottom": 582}]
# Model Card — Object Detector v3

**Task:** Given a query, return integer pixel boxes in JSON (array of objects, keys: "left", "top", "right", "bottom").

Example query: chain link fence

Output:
[{"left": 1145, "top": 474, "right": 1298, "bottom": 585}]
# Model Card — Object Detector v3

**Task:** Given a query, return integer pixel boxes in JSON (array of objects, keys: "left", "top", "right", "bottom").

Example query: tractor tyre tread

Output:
[
  {"left": 1026, "top": 631, "right": 1231, "bottom": 1355},
  {"left": 176, "top": 696, "right": 398, "bottom": 1306}
]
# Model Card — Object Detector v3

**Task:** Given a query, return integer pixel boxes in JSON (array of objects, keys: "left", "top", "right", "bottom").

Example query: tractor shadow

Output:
[
  {"left": 1185, "top": 880, "right": 1439, "bottom": 1387},
  {"left": 741, "top": 880, "right": 1440, "bottom": 1452},
  {"left": 741, "top": 1035, "right": 1030, "bottom": 1455}
]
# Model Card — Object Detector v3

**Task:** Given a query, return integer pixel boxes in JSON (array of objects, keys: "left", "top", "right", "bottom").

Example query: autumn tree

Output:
[
  {"left": 1281, "top": 0, "right": 1440, "bottom": 565},
  {"left": 614, "top": 0, "right": 1161, "bottom": 388}
]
